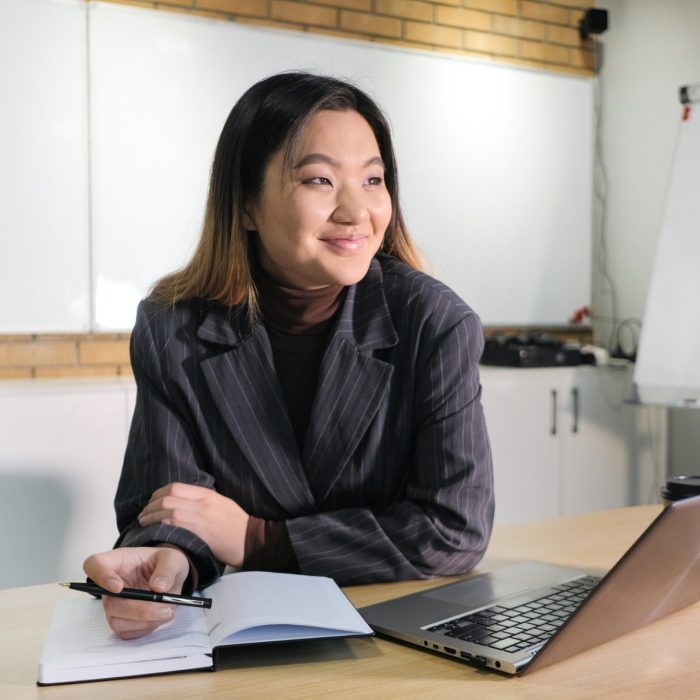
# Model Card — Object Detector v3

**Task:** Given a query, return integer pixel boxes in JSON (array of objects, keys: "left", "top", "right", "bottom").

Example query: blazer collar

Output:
[
  {"left": 196, "top": 256, "right": 399, "bottom": 510},
  {"left": 195, "top": 256, "right": 399, "bottom": 351},
  {"left": 330, "top": 256, "right": 399, "bottom": 352}
]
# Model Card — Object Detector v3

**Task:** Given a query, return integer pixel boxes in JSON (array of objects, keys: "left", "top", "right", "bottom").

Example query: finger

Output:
[
  {"left": 107, "top": 614, "right": 169, "bottom": 640},
  {"left": 103, "top": 596, "right": 175, "bottom": 624},
  {"left": 137, "top": 507, "right": 171, "bottom": 527},
  {"left": 114, "top": 627, "right": 162, "bottom": 641},
  {"left": 149, "top": 547, "right": 190, "bottom": 593},
  {"left": 150, "top": 482, "right": 204, "bottom": 501},
  {"left": 83, "top": 552, "right": 125, "bottom": 593}
]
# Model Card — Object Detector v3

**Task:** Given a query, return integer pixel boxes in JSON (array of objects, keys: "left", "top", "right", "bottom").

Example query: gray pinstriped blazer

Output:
[{"left": 115, "top": 254, "right": 494, "bottom": 586}]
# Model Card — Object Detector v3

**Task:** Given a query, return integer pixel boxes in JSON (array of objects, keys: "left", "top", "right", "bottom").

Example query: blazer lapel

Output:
[
  {"left": 197, "top": 304, "right": 317, "bottom": 516},
  {"left": 303, "top": 259, "right": 398, "bottom": 502}
]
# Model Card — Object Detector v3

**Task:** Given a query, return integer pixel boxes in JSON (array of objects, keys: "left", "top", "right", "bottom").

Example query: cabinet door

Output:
[
  {"left": 480, "top": 368, "right": 563, "bottom": 525},
  {"left": 559, "top": 367, "right": 635, "bottom": 516}
]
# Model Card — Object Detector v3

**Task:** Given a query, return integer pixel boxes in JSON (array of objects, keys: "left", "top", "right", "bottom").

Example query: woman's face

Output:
[{"left": 245, "top": 109, "right": 392, "bottom": 289}]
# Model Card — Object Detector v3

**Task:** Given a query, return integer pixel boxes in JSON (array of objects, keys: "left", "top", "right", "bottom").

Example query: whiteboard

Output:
[
  {"left": 635, "top": 96, "right": 700, "bottom": 406},
  {"left": 0, "top": 0, "right": 89, "bottom": 332},
  {"left": 89, "top": 2, "right": 593, "bottom": 330}
]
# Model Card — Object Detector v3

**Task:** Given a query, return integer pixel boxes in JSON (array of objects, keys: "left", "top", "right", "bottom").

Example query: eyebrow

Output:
[{"left": 292, "top": 153, "right": 385, "bottom": 170}]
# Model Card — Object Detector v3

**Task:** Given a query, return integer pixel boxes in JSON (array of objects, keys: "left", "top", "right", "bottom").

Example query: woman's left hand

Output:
[{"left": 138, "top": 483, "right": 249, "bottom": 567}]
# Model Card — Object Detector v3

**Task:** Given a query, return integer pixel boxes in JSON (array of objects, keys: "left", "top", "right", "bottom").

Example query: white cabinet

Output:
[
  {"left": 479, "top": 366, "right": 666, "bottom": 525},
  {"left": 0, "top": 379, "right": 135, "bottom": 588}
]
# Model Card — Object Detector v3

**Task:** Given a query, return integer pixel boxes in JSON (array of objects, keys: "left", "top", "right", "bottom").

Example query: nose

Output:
[{"left": 331, "top": 186, "right": 369, "bottom": 225}]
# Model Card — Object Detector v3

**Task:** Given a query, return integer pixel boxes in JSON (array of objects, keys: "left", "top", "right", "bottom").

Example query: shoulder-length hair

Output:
[{"left": 151, "top": 71, "right": 423, "bottom": 317}]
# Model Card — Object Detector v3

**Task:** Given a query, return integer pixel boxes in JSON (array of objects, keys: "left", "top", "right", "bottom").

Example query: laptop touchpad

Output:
[{"left": 422, "top": 576, "right": 528, "bottom": 609}]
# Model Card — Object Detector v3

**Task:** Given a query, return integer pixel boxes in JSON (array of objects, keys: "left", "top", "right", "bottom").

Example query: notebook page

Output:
[
  {"left": 202, "top": 572, "right": 371, "bottom": 647},
  {"left": 40, "top": 598, "right": 211, "bottom": 668}
]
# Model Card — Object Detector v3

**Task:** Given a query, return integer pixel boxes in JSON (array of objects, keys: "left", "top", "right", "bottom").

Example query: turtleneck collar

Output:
[{"left": 254, "top": 265, "right": 345, "bottom": 336}]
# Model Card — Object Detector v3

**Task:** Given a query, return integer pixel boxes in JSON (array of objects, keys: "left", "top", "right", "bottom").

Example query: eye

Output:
[
  {"left": 365, "top": 176, "right": 384, "bottom": 186},
  {"left": 303, "top": 176, "right": 333, "bottom": 186}
]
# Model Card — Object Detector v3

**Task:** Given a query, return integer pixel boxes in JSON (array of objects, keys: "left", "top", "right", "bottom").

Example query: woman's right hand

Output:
[{"left": 83, "top": 546, "right": 190, "bottom": 640}]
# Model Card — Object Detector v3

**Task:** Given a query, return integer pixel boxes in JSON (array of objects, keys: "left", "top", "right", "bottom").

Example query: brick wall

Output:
[
  {"left": 0, "top": 335, "right": 132, "bottom": 380},
  {"left": 0, "top": 0, "right": 597, "bottom": 380},
  {"left": 101, "top": 0, "right": 597, "bottom": 74}
]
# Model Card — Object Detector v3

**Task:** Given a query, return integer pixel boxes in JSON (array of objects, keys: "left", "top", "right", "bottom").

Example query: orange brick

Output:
[
  {"left": 0, "top": 341, "right": 77, "bottom": 368},
  {"left": 156, "top": 0, "right": 194, "bottom": 8},
  {"left": 319, "top": 0, "right": 371, "bottom": 10},
  {"left": 375, "top": 0, "right": 432, "bottom": 22},
  {"left": 403, "top": 20, "right": 461, "bottom": 47},
  {"left": 558, "top": 65, "right": 594, "bottom": 77},
  {"left": 463, "top": 30, "right": 517, "bottom": 57},
  {"left": 568, "top": 7, "right": 600, "bottom": 28},
  {"left": 432, "top": 0, "right": 460, "bottom": 5},
  {"left": 497, "top": 54, "right": 545, "bottom": 71},
  {"left": 307, "top": 25, "right": 366, "bottom": 40},
  {"left": 520, "top": 1, "right": 569, "bottom": 25},
  {"left": 0, "top": 334, "right": 34, "bottom": 342},
  {"left": 119, "top": 364, "right": 135, "bottom": 377},
  {"left": 492, "top": 14, "right": 544, "bottom": 40},
  {"left": 100, "top": 0, "right": 156, "bottom": 9},
  {"left": 271, "top": 1, "right": 337, "bottom": 27},
  {"left": 78, "top": 340, "right": 131, "bottom": 366},
  {"left": 521, "top": 39, "right": 569, "bottom": 65},
  {"left": 174, "top": 7, "right": 230, "bottom": 19},
  {"left": 572, "top": 46, "right": 597, "bottom": 71},
  {"left": 464, "top": 0, "right": 516, "bottom": 15},
  {"left": 557, "top": 0, "right": 595, "bottom": 7},
  {"left": 378, "top": 36, "right": 429, "bottom": 51},
  {"left": 434, "top": 5, "right": 489, "bottom": 31},
  {"left": 35, "top": 366, "right": 120, "bottom": 379},
  {"left": 0, "top": 367, "right": 33, "bottom": 379},
  {"left": 546, "top": 23, "right": 580, "bottom": 46},
  {"left": 340, "top": 10, "right": 401, "bottom": 37},
  {"left": 235, "top": 16, "right": 301, "bottom": 30},
  {"left": 197, "top": 0, "right": 267, "bottom": 16}
]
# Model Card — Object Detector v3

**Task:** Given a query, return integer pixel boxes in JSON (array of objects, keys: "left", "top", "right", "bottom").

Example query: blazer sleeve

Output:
[
  {"left": 286, "top": 312, "right": 495, "bottom": 585},
  {"left": 113, "top": 303, "right": 225, "bottom": 585}
]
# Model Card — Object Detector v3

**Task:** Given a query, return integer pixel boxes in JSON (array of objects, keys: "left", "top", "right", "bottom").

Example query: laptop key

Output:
[{"left": 489, "top": 638, "right": 521, "bottom": 650}]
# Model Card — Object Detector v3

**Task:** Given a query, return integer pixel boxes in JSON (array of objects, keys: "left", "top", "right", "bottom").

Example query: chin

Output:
[{"left": 323, "top": 259, "right": 374, "bottom": 287}]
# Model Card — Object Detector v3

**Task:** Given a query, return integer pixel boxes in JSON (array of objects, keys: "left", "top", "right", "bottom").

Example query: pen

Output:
[{"left": 59, "top": 581, "right": 212, "bottom": 609}]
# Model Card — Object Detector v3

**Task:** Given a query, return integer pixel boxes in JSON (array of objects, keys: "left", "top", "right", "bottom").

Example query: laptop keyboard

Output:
[{"left": 425, "top": 575, "right": 601, "bottom": 655}]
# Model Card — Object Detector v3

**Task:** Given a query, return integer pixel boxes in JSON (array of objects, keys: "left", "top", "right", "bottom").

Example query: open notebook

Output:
[{"left": 38, "top": 571, "right": 373, "bottom": 685}]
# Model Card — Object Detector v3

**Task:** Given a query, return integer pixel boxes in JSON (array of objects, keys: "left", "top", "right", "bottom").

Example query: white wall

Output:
[
  {"left": 594, "top": 0, "right": 700, "bottom": 474},
  {"left": 594, "top": 0, "right": 700, "bottom": 346}
]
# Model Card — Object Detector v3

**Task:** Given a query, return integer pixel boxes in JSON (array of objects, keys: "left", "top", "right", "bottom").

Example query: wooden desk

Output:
[{"left": 2, "top": 505, "right": 698, "bottom": 700}]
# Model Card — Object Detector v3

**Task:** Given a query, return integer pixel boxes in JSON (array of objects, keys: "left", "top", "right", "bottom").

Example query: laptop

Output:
[{"left": 360, "top": 494, "right": 700, "bottom": 675}]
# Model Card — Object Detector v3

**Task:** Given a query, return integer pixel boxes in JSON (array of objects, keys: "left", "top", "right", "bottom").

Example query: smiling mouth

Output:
[{"left": 320, "top": 236, "right": 368, "bottom": 253}]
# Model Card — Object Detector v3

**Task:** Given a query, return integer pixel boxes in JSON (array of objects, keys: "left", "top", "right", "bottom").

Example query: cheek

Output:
[{"left": 372, "top": 192, "right": 393, "bottom": 231}]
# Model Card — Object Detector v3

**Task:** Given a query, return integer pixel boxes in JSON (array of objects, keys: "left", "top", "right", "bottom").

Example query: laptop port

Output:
[{"left": 443, "top": 646, "right": 457, "bottom": 655}]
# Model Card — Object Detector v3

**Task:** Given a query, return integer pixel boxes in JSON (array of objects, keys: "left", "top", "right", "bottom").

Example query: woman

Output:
[{"left": 84, "top": 72, "right": 494, "bottom": 640}]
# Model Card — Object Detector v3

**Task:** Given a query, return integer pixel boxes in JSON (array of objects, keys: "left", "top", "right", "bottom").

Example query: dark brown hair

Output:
[{"left": 151, "top": 71, "right": 423, "bottom": 316}]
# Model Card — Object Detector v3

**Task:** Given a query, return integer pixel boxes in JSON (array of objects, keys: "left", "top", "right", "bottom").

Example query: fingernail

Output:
[
  {"left": 151, "top": 577, "right": 167, "bottom": 589},
  {"left": 156, "top": 606, "right": 173, "bottom": 620},
  {"left": 106, "top": 578, "right": 121, "bottom": 592}
]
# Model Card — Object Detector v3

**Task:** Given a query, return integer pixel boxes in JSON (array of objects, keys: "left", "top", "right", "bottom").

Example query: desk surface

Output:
[{"left": 3, "top": 505, "right": 698, "bottom": 700}]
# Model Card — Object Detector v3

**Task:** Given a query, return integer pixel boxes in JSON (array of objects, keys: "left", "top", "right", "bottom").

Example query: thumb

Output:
[
  {"left": 83, "top": 552, "right": 125, "bottom": 594},
  {"left": 149, "top": 547, "right": 188, "bottom": 593}
]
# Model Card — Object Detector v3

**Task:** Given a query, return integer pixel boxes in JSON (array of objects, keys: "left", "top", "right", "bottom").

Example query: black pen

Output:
[{"left": 59, "top": 581, "right": 212, "bottom": 609}]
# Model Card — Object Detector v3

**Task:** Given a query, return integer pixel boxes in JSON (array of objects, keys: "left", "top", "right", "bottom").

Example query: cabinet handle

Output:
[
  {"left": 572, "top": 387, "right": 579, "bottom": 434},
  {"left": 550, "top": 389, "right": 557, "bottom": 435}
]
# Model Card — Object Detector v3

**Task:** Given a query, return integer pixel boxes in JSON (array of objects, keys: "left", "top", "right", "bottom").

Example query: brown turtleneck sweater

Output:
[{"left": 242, "top": 269, "right": 345, "bottom": 572}]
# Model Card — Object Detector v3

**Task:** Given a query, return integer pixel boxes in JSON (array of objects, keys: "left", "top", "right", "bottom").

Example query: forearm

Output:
[
  {"left": 115, "top": 520, "right": 224, "bottom": 587},
  {"left": 286, "top": 495, "right": 493, "bottom": 585}
]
